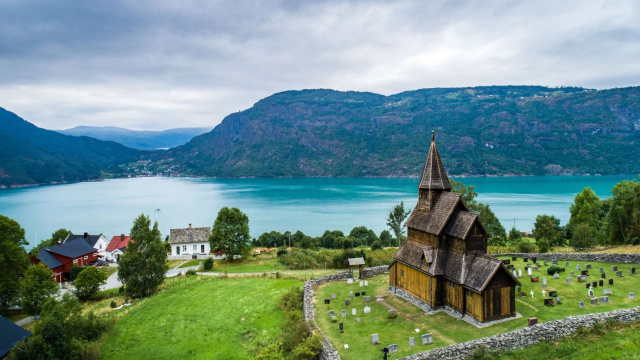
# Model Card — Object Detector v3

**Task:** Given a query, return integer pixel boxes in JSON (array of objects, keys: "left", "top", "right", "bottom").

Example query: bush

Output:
[
  {"left": 537, "top": 238, "right": 550, "bottom": 253},
  {"left": 547, "top": 265, "right": 562, "bottom": 275},
  {"left": 185, "top": 269, "right": 197, "bottom": 276},
  {"left": 290, "top": 334, "right": 322, "bottom": 360},
  {"left": 110, "top": 301, "right": 117, "bottom": 309},
  {"left": 515, "top": 239, "right": 536, "bottom": 253},
  {"left": 203, "top": 257, "right": 214, "bottom": 271},
  {"left": 277, "top": 248, "right": 288, "bottom": 256},
  {"left": 75, "top": 266, "right": 108, "bottom": 301},
  {"left": 70, "top": 265, "right": 84, "bottom": 281},
  {"left": 371, "top": 240, "right": 382, "bottom": 251}
]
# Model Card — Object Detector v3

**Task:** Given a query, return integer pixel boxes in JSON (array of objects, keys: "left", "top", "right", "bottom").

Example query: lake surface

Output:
[{"left": 0, "top": 175, "right": 636, "bottom": 249}]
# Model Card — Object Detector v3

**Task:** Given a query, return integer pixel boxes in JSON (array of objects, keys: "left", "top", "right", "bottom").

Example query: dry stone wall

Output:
[{"left": 496, "top": 252, "right": 640, "bottom": 264}]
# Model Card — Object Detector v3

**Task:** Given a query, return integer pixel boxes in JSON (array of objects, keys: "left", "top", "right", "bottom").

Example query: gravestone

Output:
[
  {"left": 388, "top": 310, "right": 397, "bottom": 319},
  {"left": 345, "top": 299, "right": 350, "bottom": 306},
  {"left": 349, "top": 291, "right": 353, "bottom": 298},
  {"left": 586, "top": 264, "right": 591, "bottom": 269},
  {"left": 528, "top": 317, "right": 538, "bottom": 326},
  {"left": 361, "top": 291, "right": 366, "bottom": 296},
  {"left": 531, "top": 276, "right": 539, "bottom": 282},
  {"left": 591, "top": 297, "right": 598, "bottom": 305},
  {"left": 389, "top": 286, "right": 394, "bottom": 292},
  {"left": 541, "top": 277, "right": 547, "bottom": 287},
  {"left": 329, "top": 310, "right": 335, "bottom": 317},
  {"left": 523, "top": 257, "right": 529, "bottom": 262},
  {"left": 364, "top": 296, "right": 371, "bottom": 303},
  {"left": 512, "top": 270, "right": 517, "bottom": 277},
  {"left": 360, "top": 280, "right": 364, "bottom": 287},
  {"left": 356, "top": 318, "right": 360, "bottom": 323},
  {"left": 422, "top": 333, "right": 433, "bottom": 345},
  {"left": 409, "top": 337, "right": 415, "bottom": 347},
  {"left": 533, "top": 257, "right": 537, "bottom": 263},
  {"left": 612, "top": 265, "right": 618, "bottom": 271},
  {"left": 518, "top": 285, "right": 522, "bottom": 293},
  {"left": 533, "top": 265, "right": 539, "bottom": 271},
  {"left": 632, "top": 267, "right": 636, "bottom": 274},
  {"left": 599, "top": 280, "right": 604, "bottom": 286},
  {"left": 609, "top": 279, "right": 614, "bottom": 285},
  {"left": 544, "top": 298, "right": 554, "bottom": 306},
  {"left": 582, "top": 270, "right": 589, "bottom": 276},
  {"left": 352, "top": 308, "right": 356, "bottom": 316},
  {"left": 331, "top": 293, "right": 337, "bottom": 299},
  {"left": 365, "top": 280, "right": 368, "bottom": 286},
  {"left": 552, "top": 259, "right": 558, "bottom": 266},
  {"left": 577, "top": 264, "right": 581, "bottom": 270},
  {"left": 518, "top": 269, "right": 523, "bottom": 277},
  {"left": 371, "top": 333, "right": 379, "bottom": 344},
  {"left": 600, "top": 267, "right": 605, "bottom": 274},
  {"left": 503, "top": 259, "right": 511, "bottom": 265},
  {"left": 364, "top": 306, "right": 371, "bottom": 314},
  {"left": 579, "top": 301, "right": 585, "bottom": 308},
  {"left": 549, "top": 289, "right": 557, "bottom": 297},
  {"left": 528, "top": 268, "right": 532, "bottom": 276},
  {"left": 617, "top": 271, "right": 623, "bottom": 277},
  {"left": 339, "top": 322, "right": 344, "bottom": 333},
  {"left": 553, "top": 273, "right": 559, "bottom": 279},
  {"left": 578, "top": 275, "right": 586, "bottom": 283},
  {"left": 566, "top": 277, "right": 572, "bottom": 284},
  {"left": 341, "top": 310, "right": 347, "bottom": 317},
  {"left": 592, "top": 281, "right": 598, "bottom": 288},
  {"left": 347, "top": 278, "right": 353, "bottom": 284},
  {"left": 566, "top": 261, "right": 570, "bottom": 267},
  {"left": 355, "top": 292, "right": 360, "bottom": 297},
  {"left": 571, "top": 271, "right": 575, "bottom": 277},
  {"left": 600, "top": 296, "right": 609, "bottom": 304},
  {"left": 601, "top": 273, "right": 606, "bottom": 279},
  {"left": 586, "top": 283, "right": 591, "bottom": 289},
  {"left": 556, "top": 297, "right": 562, "bottom": 304},
  {"left": 512, "top": 256, "right": 517, "bottom": 261},
  {"left": 588, "top": 289, "right": 594, "bottom": 297},
  {"left": 603, "top": 289, "right": 612, "bottom": 295},
  {"left": 325, "top": 299, "right": 330, "bottom": 304},
  {"left": 630, "top": 292, "right": 635, "bottom": 300},
  {"left": 388, "top": 344, "right": 398, "bottom": 354}
]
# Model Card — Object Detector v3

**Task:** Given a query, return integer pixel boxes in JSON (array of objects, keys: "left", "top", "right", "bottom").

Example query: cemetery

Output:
[{"left": 312, "top": 257, "right": 640, "bottom": 360}]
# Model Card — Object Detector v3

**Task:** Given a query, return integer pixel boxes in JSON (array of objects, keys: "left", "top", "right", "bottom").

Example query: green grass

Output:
[
  {"left": 206, "top": 257, "right": 288, "bottom": 273},
  {"left": 166, "top": 260, "right": 184, "bottom": 269},
  {"left": 99, "top": 266, "right": 118, "bottom": 277},
  {"left": 99, "top": 276, "right": 302, "bottom": 360},
  {"left": 314, "top": 258, "right": 640, "bottom": 360},
  {"left": 177, "top": 259, "right": 203, "bottom": 268}
]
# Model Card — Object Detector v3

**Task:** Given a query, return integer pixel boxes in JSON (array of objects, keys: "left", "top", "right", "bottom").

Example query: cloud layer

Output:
[{"left": 1, "top": 0, "right": 639, "bottom": 130}]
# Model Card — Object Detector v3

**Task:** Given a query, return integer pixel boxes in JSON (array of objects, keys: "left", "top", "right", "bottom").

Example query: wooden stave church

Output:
[{"left": 389, "top": 132, "right": 520, "bottom": 323}]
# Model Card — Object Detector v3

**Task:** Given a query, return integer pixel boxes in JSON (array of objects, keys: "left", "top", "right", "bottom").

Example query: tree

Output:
[
  {"left": 379, "top": 230, "right": 392, "bottom": 247},
  {"left": 450, "top": 179, "right": 507, "bottom": 241},
  {"left": 209, "top": 207, "right": 252, "bottom": 261},
  {"left": 533, "top": 214, "right": 563, "bottom": 248},
  {"left": 386, "top": 201, "right": 411, "bottom": 246},
  {"left": 0, "top": 215, "right": 29, "bottom": 315},
  {"left": 603, "top": 179, "right": 640, "bottom": 245},
  {"left": 118, "top": 214, "right": 167, "bottom": 298},
  {"left": 36, "top": 228, "right": 73, "bottom": 250},
  {"left": 508, "top": 227, "right": 522, "bottom": 244},
  {"left": 571, "top": 222, "right": 598, "bottom": 250},
  {"left": 74, "top": 266, "right": 107, "bottom": 301},
  {"left": 569, "top": 187, "right": 603, "bottom": 234},
  {"left": 348, "top": 226, "right": 378, "bottom": 246},
  {"left": 21, "top": 263, "right": 59, "bottom": 316}
]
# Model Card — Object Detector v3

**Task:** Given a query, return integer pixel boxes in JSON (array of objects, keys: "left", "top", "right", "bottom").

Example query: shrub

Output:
[
  {"left": 371, "top": 240, "right": 382, "bottom": 251},
  {"left": 537, "top": 238, "right": 550, "bottom": 253},
  {"left": 203, "top": 257, "right": 214, "bottom": 271},
  {"left": 547, "top": 265, "right": 562, "bottom": 275},
  {"left": 118, "top": 286, "right": 124, "bottom": 294},
  {"left": 110, "top": 301, "right": 117, "bottom": 309},
  {"left": 515, "top": 239, "right": 536, "bottom": 253},
  {"left": 290, "top": 334, "right": 322, "bottom": 360},
  {"left": 185, "top": 269, "right": 197, "bottom": 276},
  {"left": 277, "top": 248, "right": 288, "bottom": 256},
  {"left": 70, "top": 265, "right": 84, "bottom": 281}
]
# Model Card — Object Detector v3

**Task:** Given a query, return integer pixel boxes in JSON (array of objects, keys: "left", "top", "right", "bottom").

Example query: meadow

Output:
[{"left": 314, "top": 257, "right": 640, "bottom": 360}]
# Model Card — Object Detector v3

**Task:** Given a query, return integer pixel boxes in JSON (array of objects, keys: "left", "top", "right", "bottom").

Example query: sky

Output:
[{"left": 1, "top": 0, "right": 639, "bottom": 131}]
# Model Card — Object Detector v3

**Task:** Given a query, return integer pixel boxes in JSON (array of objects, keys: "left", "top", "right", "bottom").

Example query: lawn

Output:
[
  {"left": 178, "top": 259, "right": 203, "bottom": 268},
  {"left": 99, "top": 276, "right": 302, "bottom": 360},
  {"left": 166, "top": 259, "right": 185, "bottom": 269},
  {"left": 99, "top": 266, "right": 118, "bottom": 277},
  {"left": 314, "top": 257, "right": 640, "bottom": 360},
  {"left": 205, "top": 256, "right": 287, "bottom": 273}
]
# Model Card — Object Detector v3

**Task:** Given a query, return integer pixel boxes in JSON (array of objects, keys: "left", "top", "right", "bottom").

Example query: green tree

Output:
[
  {"left": 74, "top": 266, "right": 107, "bottom": 301},
  {"left": 209, "top": 207, "right": 252, "bottom": 260},
  {"left": 36, "top": 228, "right": 73, "bottom": 250},
  {"left": 508, "top": 227, "right": 522, "bottom": 244},
  {"left": 604, "top": 179, "right": 640, "bottom": 245},
  {"left": 450, "top": 179, "right": 507, "bottom": 241},
  {"left": 569, "top": 187, "right": 603, "bottom": 234},
  {"left": 533, "top": 214, "right": 563, "bottom": 248},
  {"left": 386, "top": 201, "right": 411, "bottom": 246},
  {"left": 379, "top": 230, "right": 392, "bottom": 247},
  {"left": 0, "top": 215, "right": 29, "bottom": 315},
  {"left": 570, "top": 222, "right": 598, "bottom": 250},
  {"left": 21, "top": 263, "right": 59, "bottom": 316},
  {"left": 348, "top": 226, "right": 378, "bottom": 246},
  {"left": 118, "top": 214, "right": 167, "bottom": 298}
]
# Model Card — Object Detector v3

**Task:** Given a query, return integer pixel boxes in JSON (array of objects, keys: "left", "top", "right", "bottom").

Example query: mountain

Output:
[
  {"left": 0, "top": 108, "right": 141, "bottom": 187},
  {"left": 162, "top": 86, "right": 640, "bottom": 177},
  {"left": 57, "top": 126, "right": 212, "bottom": 150}
]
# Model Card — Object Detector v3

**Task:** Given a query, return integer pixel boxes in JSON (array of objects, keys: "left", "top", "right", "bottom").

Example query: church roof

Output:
[
  {"left": 446, "top": 211, "right": 479, "bottom": 239},
  {"left": 418, "top": 131, "right": 451, "bottom": 191},
  {"left": 406, "top": 192, "right": 462, "bottom": 236}
]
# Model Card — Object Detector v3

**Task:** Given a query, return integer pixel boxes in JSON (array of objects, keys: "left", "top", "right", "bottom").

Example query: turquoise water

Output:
[{"left": 0, "top": 175, "right": 636, "bottom": 249}]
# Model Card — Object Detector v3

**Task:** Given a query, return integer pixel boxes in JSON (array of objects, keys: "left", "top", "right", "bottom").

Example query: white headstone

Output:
[
  {"left": 360, "top": 280, "right": 364, "bottom": 287},
  {"left": 421, "top": 333, "right": 433, "bottom": 345},
  {"left": 364, "top": 280, "right": 368, "bottom": 286},
  {"left": 530, "top": 290, "right": 535, "bottom": 298},
  {"left": 352, "top": 308, "right": 357, "bottom": 316},
  {"left": 409, "top": 337, "right": 415, "bottom": 347},
  {"left": 527, "top": 268, "right": 532, "bottom": 276},
  {"left": 603, "top": 289, "right": 612, "bottom": 295},
  {"left": 554, "top": 273, "right": 559, "bottom": 279},
  {"left": 630, "top": 292, "right": 635, "bottom": 300},
  {"left": 347, "top": 278, "right": 353, "bottom": 284},
  {"left": 541, "top": 289, "right": 546, "bottom": 297},
  {"left": 341, "top": 310, "right": 347, "bottom": 317},
  {"left": 371, "top": 334, "right": 379, "bottom": 344},
  {"left": 364, "top": 306, "right": 371, "bottom": 314},
  {"left": 349, "top": 291, "right": 353, "bottom": 298},
  {"left": 566, "top": 277, "right": 572, "bottom": 284},
  {"left": 588, "top": 289, "right": 594, "bottom": 297},
  {"left": 344, "top": 344, "right": 349, "bottom": 349},
  {"left": 579, "top": 301, "right": 585, "bottom": 308},
  {"left": 518, "top": 269, "right": 523, "bottom": 277},
  {"left": 331, "top": 293, "right": 337, "bottom": 299},
  {"left": 556, "top": 297, "right": 562, "bottom": 304},
  {"left": 512, "top": 270, "right": 517, "bottom": 277},
  {"left": 542, "top": 277, "right": 547, "bottom": 286},
  {"left": 577, "top": 264, "right": 581, "bottom": 270}
]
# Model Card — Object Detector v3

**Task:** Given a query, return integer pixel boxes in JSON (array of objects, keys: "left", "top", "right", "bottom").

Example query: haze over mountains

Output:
[
  {"left": 2, "top": 85, "right": 640, "bottom": 187},
  {"left": 57, "top": 126, "right": 212, "bottom": 150}
]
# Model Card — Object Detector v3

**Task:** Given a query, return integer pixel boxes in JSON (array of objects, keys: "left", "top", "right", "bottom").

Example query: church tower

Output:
[{"left": 417, "top": 131, "right": 451, "bottom": 211}]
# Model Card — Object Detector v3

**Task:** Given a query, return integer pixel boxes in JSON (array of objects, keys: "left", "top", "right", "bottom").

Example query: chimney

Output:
[
  {"left": 84, "top": 232, "right": 89, "bottom": 238},
  {"left": 121, "top": 234, "right": 125, "bottom": 240},
  {"left": 189, "top": 223, "right": 192, "bottom": 229}
]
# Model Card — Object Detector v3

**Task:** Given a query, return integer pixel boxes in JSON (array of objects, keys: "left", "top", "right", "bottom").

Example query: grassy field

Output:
[
  {"left": 99, "top": 276, "right": 302, "bottom": 359},
  {"left": 99, "top": 266, "right": 118, "bottom": 277},
  {"left": 177, "top": 259, "right": 203, "bottom": 268},
  {"left": 166, "top": 259, "right": 184, "bottom": 269},
  {"left": 314, "top": 257, "right": 640, "bottom": 360}
]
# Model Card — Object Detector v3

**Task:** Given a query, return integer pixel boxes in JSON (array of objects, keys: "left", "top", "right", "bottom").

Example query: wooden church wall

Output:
[{"left": 394, "top": 262, "right": 432, "bottom": 305}]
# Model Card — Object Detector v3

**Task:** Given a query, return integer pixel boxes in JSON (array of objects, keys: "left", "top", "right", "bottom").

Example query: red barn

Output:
[{"left": 33, "top": 238, "right": 98, "bottom": 282}]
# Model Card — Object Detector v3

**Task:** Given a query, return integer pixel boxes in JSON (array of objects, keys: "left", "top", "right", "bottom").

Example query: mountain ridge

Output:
[{"left": 57, "top": 126, "right": 212, "bottom": 150}]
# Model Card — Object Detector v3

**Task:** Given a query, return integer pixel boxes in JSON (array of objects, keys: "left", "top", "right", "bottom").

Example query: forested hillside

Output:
[
  {"left": 0, "top": 108, "right": 141, "bottom": 186},
  {"left": 57, "top": 126, "right": 211, "bottom": 150},
  {"left": 164, "top": 86, "right": 640, "bottom": 177}
]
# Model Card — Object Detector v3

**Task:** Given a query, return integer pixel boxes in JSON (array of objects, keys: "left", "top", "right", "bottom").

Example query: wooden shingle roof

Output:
[
  {"left": 406, "top": 192, "right": 461, "bottom": 235},
  {"left": 393, "top": 241, "right": 433, "bottom": 269},
  {"left": 446, "top": 211, "right": 478, "bottom": 239},
  {"left": 418, "top": 132, "right": 451, "bottom": 191},
  {"left": 348, "top": 257, "right": 366, "bottom": 266}
]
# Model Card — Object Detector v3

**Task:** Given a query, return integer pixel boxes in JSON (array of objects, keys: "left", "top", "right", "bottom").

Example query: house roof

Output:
[
  {"left": 37, "top": 248, "right": 63, "bottom": 269},
  {"left": 393, "top": 241, "right": 433, "bottom": 269},
  {"left": 169, "top": 226, "right": 211, "bottom": 244},
  {"left": 47, "top": 238, "right": 96, "bottom": 259},
  {"left": 418, "top": 131, "right": 451, "bottom": 191},
  {"left": 406, "top": 192, "right": 461, "bottom": 235},
  {"left": 65, "top": 234, "right": 104, "bottom": 247},
  {"left": 446, "top": 211, "right": 478, "bottom": 239},
  {"left": 0, "top": 316, "right": 31, "bottom": 358},
  {"left": 347, "top": 257, "right": 366, "bottom": 266},
  {"left": 106, "top": 235, "right": 131, "bottom": 252}
]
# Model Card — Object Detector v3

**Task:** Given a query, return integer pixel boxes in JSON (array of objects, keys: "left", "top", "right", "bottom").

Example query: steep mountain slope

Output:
[
  {"left": 57, "top": 126, "right": 212, "bottom": 150},
  {"left": 0, "top": 108, "right": 141, "bottom": 186},
  {"left": 165, "top": 86, "right": 640, "bottom": 177}
]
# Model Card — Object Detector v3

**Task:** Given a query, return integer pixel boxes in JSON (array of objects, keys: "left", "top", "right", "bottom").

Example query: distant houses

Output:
[
  {"left": 169, "top": 224, "right": 211, "bottom": 257},
  {"left": 105, "top": 234, "right": 132, "bottom": 263}
]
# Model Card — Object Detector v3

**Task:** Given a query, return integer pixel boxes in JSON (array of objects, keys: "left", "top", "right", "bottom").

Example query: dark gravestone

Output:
[
  {"left": 600, "top": 267, "right": 605, "bottom": 274},
  {"left": 512, "top": 256, "right": 517, "bottom": 261},
  {"left": 609, "top": 279, "right": 614, "bottom": 285},
  {"left": 586, "top": 264, "right": 591, "bottom": 269},
  {"left": 523, "top": 257, "right": 529, "bottom": 262},
  {"left": 361, "top": 291, "right": 366, "bottom": 296},
  {"left": 582, "top": 270, "right": 589, "bottom": 276},
  {"left": 632, "top": 267, "right": 636, "bottom": 274},
  {"left": 592, "top": 281, "right": 598, "bottom": 288},
  {"left": 503, "top": 259, "right": 511, "bottom": 265},
  {"left": 586, "top": 283, "right": 591, "bottom": 289},
  {"left": 532, "top": 257, "right": 537, "bottom": 263},
  {"left": 345, "top": 299, "right": 350, "bottom": 306},
  {"left": 601, "top": 273, "right": 606, "bottom": 279},
  {"left": 355, "top": 292, "right": 360, "bottom": 297},
  {"left": 517, "top": 285, "right": 522, "bottom": 293},
  {"left": 531, "top": 276, "right": 539, "bottom": 282},
  {"left": 339, "top": 322, "right": 344, "bottom": 333},
  {"left": 599, "top": 280, "right": 604, "bottom": 286},
  {"left": 528, "top": 317, "right": 538, "bottom": 326},
  {"left": 591, "top": 297, "right": 598, "bottom": 305},
  {"left": 617, "top": 271, "right": 623, "bottom": 277},
  {"left": 612, "top": 265, "right": 618, "bottom": 271},
  {"left": 324, "top": 299, "right": 330, "bottom": 304},
  {"left": 549, "top": 290, "right": 557, "bottom": 297},
  {"left": 544, "top": 298, "right": 554, "bottom": 306}
]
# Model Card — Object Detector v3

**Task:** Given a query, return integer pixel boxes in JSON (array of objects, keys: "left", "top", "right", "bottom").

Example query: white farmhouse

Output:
[{"left": 169, "top": 224, "right": 211, "bottom": 256}]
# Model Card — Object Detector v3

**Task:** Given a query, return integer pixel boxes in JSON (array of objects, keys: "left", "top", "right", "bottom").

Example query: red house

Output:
[
  {"left": 106, "top": 234, "right": 132, "bottom": 263},
  {"left": 33, "top": 238, "right": 98, "bottom": 282}
]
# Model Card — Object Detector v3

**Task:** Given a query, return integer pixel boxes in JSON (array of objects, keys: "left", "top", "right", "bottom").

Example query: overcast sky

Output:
[{"left": 1, "top": 0, "right": 639, "bottom": 130}]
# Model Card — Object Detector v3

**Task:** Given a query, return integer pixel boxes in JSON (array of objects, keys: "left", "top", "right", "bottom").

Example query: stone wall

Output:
[
  {"left": 360, "top": 265, "right": 389, "bottom": 278},
  {"left": 496, "top": 253, "right": 640, "bottom": 264}
]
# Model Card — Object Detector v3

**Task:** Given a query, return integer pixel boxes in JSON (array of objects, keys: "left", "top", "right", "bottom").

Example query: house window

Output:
[
  {"left": 193, "top": 245, "right": 198, "bottom": 251},
  {"left": 99, "top": 244, "right": 102, "bottom": 249},
  {"left": 73, "top": 259, "right": 78, "bottom": 263},
  {"left": 182, "top": 245, "right": 187, "bottom": 252},
  {"left": 93, "top": 253, "right": 97, "bottom": 257},
  {"left": 448, "top": 280, "right": 455, "bottom": 289},
  {"left": 401, "top": 270, "right": 404, "bottom": 278},
  {"left": 84, "top": 256, "right": 88, "bottom": 260},
  {"left": 465, "top": 289, "right": 474, "bottom": 298}
]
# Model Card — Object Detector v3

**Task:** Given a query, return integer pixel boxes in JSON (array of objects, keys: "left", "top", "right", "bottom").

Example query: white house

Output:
[
  {"left": 64, "top": 232, "right": 109, "bottom": 261},
  {"left": 169, "top": 224, "right": 211, "bottom": 256}
]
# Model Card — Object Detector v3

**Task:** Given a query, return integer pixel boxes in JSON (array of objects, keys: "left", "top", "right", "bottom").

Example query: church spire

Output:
[{"left": 418, "top": 131, "right": 451, "bottom": 190}]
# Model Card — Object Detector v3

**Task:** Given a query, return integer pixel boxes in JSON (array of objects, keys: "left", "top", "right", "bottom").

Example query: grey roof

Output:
[
  {"left": 446, "top": 211, "right": 479, "bottom": 239},
  {"left": 65, "top": 234, "right": 104, "bottom": 247},
  {"left": 406, "top": 192, "right": 462, "bottom": 235},
  {"left": 37, "top": 248, "right": 63, "bottom": 269},
  {"left": 0, "top": 316, "right": 31, "bottom": 358},
  {"left": 418, "top": 134, "right": 452, "bottom": 191},
  {"left": 169, "top": 226, "right": 211, "bottom": 244},
  {"left": 47, "top": 238, "right": 96, "bottom": 258},
  {"left": 347, "top": 257, "right": 366, "bottom": 266}
]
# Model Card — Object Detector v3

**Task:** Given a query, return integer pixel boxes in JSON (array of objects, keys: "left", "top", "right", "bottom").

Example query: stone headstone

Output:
[
  {"left": 544, "top": 298, "right": 554, "bottom": 306},
  {"left": 578, "top": 275, "right": 586, "bottom": 282},
  {"left": 325, "top": 299, "right": 330, "bottom": 304},
  {"left": 600, "top": 296, "right": 609, "bottom": 304},
  {"left": 389, "top": 286, "right": 394, "bottom": 292},
  {"left": 531, "top": 276, "right": 539, "bottom": 283},
  {"left": 329, "top": 310, "right": 335, "bottom": 317},
  {"left": 533, "top": 265, "right": 539, "bottom": 271},
  {"left": 347, "top": 278, "right": 353, "bottom": 284},
  {"left": 359, "top": 280, "right": 363, "bottom": 287},
  {"left": 586, "top": 264, "right": 591, "bottom": 269},
  {"left": 528, "top": 317, "right": 538, "bottom": 326},
  {"left": 355, "top": 292, "right": 360, "bottom": 297},
  {"left": 349, "top": 291, "right": 353, "bottom": 298},
  {"left": 352, "top": 308, "right": 357, "bottom": 316},
  {"left": 632, "top": 267, "right": 636, "bottom": 274},
  {"left": 512, "top": 270, "right": 517, "bottom": 277},
  {"left": 591, "top": 297, "right": 598, "bottom": 305},
  {"left": 601, "top": 273, "right": 606, "bottom": 279},
  {"left": 579, "top": 301, "right": 585, "bottom": 308},
  {"left": 512, "top": 256, "right": 517, "bottom": 261},
  {"left": 356, "top": 318, "right": 360, "bottom": 323},
  {"left": 361, "top": 291, "right": 366, "bottom": 296},
  {"left": 532, "top": 257, "right": 537, "bottom": 263},
  {"left": 586, "top": 283, "right": 591, "bottom": 289},
  {"left": 518, "top": 269, "right": 522, "bottom": 277},
  {"left": 549, "top": 290, "right": 557, "bottom": 297},
  {"left": 609, "top": 279, "right": 614, "bottom": 285},
  {"left": 582, "top": 270, "right": 588, "bottom": 276},
  {"left": 388, "top": 344, "right": 398, "bottom": 354},
  {"left": 553, "top": 273, "right": 559, "bottom": 279},
  {"left": 600, "top": 267, "right": 605, "bottom": 273},
  {"left": 364, "top": 280, "right": 368, "bottom": 286},
  {"left": 556, "top": 297, "right": 562, "bottom": 304},
  {"left": 571, "top": 271, "right": 575, "bottom": 277},
  {"left": 345, "top": 299, "right": 350, "bottom": 306},
  {"left": 364, "top": 296, "right": 371, "bottom": 303},
  {"left": 577, "top": 264, "right": 581, "bottom": 270},
  {"left": 566, "top": 277, "right": 572, "bottom": 284},
  {"left": 565, "top": 261, "right": 570, "bottom": 267},
  {"left": 388, "top": 310, "right": 397, "bottom": 319},
  {"left": 528, "top": 268, "right": 532, "bottom": 276},
  {"left": 371, "top": 333, "right": 379, "bottom": 344},
  {"left": 612, "top": 265, "right": 618, "bottom": 271},
  {"left": 592, "top": 281, "right": 598, "bottom": 288},
  {"left": 588, "top": 289, "right": 594, "bottom": 297},
  {"left": 503, "top": 259, "right": 511, "bottom": 265},
  {"left": 421, "top": 333, "right": 433, "bottom": 345},
  {"left": 364, "top": 306, "right": 371, "bottom": 314},
  {"left": 409, "top": 337, "right": 415, "bottom": 347},
  {"left": 552, "top": 259, "right": 558, "bottom": 266},
  {"left": 331, "top": 293, "right": 337, "bottom": 299},
  {"left": 339, "top": 321, "right": 344, "bottom": 333},
  {"left": 523, "top": 257, "right": 529, "bottom": 262},
  {"left": 542, "top": 277, "right": 547, "bottom": 287},
  {"left": 599, "top": 280, "right": 604, "bottom": 286},
  {"left": 617, "top": 271, "right": 623, "bottom": 277},
  {"left": 630, "top": 292, "right": 635, "bottom": 300},
  {"left": 341, "top": 310, "right": 347, "bottom": 317},
  {"left": 603, "top": 289, "right": 612, "bottom": 295}
]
